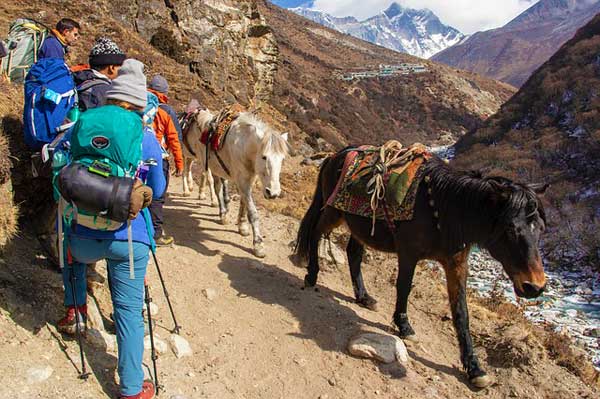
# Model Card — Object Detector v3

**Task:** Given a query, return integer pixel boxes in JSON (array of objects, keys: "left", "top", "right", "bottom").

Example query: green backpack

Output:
[
  {"left": 1, "top": 18, "right": 49, "bottom": 83},
  {"left": 57, "top": 105, "right": 143, "bottom": 231}
]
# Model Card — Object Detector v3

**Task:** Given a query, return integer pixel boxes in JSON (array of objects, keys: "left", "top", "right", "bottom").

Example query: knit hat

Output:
[
  {"left": 149, "top": 75, "right": 169, "bottom": 94},
  {"left": 88, "top": 37, "right": 126, "bottom": 67},
  {"left": 106, "top": 59, "right": 147, "bottom": 108}
]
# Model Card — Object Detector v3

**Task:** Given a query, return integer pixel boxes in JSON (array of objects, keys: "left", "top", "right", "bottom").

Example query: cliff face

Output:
[
  {"left": 108, "top": 0, "right": 279, "bottom": 104},
  {"left": 454, "top": 13, "right": 600, "bottom": 269}
]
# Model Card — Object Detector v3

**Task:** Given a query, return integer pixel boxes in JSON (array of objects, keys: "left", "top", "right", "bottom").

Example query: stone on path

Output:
[
  {"left": 26, "top": 366, "right": 53, "bottom": 383},
  {"left": 144, "top": 335, "right": 169, "bottom": 354},
  {"left": 86, "top": 328, "right": 117, "bottom": 353},
  {"left": 86, "top": 296, "right": 105, "bottom": 332},
  {"left": 318, "top": 238, "right": 346, "bottom": 267},
  {"left": 142, "top": 302, "right": 159, "bottom": 317},
  {"left": 202, "top": 288, "right": 218, "bottom": 301},
  {"left": 169, "top": 334, "right": 193, "bottom": 358},
  {"left": 348, "top": 332, "right": 409, "bottom": 364}
]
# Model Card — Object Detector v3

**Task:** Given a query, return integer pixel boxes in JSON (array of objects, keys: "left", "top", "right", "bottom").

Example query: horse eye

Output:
[{"left": 262, "top": 156, "right": 267, "bottom": 160}]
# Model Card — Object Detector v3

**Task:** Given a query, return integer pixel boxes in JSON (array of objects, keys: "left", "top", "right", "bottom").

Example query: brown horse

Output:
[{"left": 295, "top": 150, "right": 548, "bottom": 388}]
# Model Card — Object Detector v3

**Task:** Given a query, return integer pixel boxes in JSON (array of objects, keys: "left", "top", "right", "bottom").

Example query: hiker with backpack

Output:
[
  {"left": 147, "top": 75, "right": 184, "bottom": 246},
  {"left": 55, "top": 59, "right": 165, "bottom": 399},
  {"left": 73, "top": 37, "right": 126, "bottom": 111},
  {"left": 37, "top": 18, "right": 80, "bottom": 60}
]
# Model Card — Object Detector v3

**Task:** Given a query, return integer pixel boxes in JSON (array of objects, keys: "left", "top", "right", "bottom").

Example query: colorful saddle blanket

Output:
[
  {"left": 326, "top": 143, "right": 431, "bottom": 222},
  {"left": 200, "top": 103, "right": 245, "bottom": 151}
]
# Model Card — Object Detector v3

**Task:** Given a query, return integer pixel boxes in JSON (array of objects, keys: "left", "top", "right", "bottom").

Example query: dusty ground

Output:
[{"left": 0, "top": 173, "right": 596, "bottom": 399}]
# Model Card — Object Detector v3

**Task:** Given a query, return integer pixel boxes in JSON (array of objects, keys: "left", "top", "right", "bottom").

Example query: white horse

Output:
[
  {"left": 181, "top": 162, "right": 219, "bottom": 207},
  {"left": 182, "top": 108, "right": 289, "bottom": 257}
]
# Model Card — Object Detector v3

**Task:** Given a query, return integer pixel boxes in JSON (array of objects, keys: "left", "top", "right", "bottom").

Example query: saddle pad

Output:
[
  {"left": 326, "top": 143, "right": 431, "bottom": 222},
  {"left": 200, "top": 103, "right": 245, "bottom": 151}
]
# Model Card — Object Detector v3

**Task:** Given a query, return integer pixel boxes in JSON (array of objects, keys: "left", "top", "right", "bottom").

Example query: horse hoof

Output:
[
  {"left": 357, "top": 296, "right": 379, "bottom": 311},
  {"left": 239, "top": 224, "right": 251, "bottom": 237},
  {"left": 211, "top": 201, "right": 219, "bottom": 208},
  {"left": 182, "top": 192, "right": 191, "bottom": 198},
  {"left": 470, "top": 374, "right": 493, "bottom": 389},
  {"left": 400, "top": 334, "right": 419, "bottom": 343},
  {"left": 220, "top": 216, "right": 229, "bottom": 225},
  {"left": 254, "top": 246, "right": 266, "bottom": 258},
  {"left": 199, "top": 193, "right": 207, "bottom": 200}
]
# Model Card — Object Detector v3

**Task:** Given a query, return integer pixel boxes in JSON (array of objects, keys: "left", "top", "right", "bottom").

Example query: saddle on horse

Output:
[
  {"left": 326, "top": 141, "right": 432, "bottom": 234},
  {"left": 180, "top": 103, "right": 246, "bottom": 176}
]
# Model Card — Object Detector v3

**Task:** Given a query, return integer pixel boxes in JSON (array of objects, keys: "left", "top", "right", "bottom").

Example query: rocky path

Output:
[{"left": 0, "top": 178, "right": 597, "bottom": 398}]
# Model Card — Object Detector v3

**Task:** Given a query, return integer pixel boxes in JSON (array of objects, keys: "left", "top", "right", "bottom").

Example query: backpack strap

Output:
[{"left": 77, "top": 78, "right": 109, "bottom": 93}]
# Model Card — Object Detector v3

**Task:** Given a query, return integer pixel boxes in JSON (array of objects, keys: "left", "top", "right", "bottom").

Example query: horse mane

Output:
[
  {"left": 423, "top": 158, "right": 545, "bottom": 252},
  {"left": 236, "top": 112, "right": 289, "bottom": 156}
]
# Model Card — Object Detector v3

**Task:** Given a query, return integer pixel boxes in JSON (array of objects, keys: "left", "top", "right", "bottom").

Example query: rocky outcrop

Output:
[{"left": 110, "top": 0, "right": 279, "bottom": 104}]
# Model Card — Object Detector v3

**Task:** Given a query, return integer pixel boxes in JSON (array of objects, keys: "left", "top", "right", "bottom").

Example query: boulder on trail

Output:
[
  {"left": 169, "top": 334, "right": 193, "bottom": 358},
  {"left": 86, "top": 328, "right": 117, "bottom": 353},
  {"left": 26, "top": 365, "right": 54, "bottom": 383},
  {"left": 318, "top": 238, "right": 346, "bottom": 267},
  {"left": 144, "top": 335, "right": 169, "bottom": 354},
  {"left": 348, "top": 332, "right": 409, "bottom": 364}
]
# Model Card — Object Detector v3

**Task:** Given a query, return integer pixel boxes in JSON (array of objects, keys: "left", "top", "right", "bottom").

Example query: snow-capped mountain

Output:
[{"left": 286, "top": 2, "right": 464, "bottom": 59}]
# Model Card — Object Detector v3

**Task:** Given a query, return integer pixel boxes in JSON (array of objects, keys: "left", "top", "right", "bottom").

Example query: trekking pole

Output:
[
  {"left": 68, "top": 265, "right": 90, "bottom": 380},
  {"left": 151, "top": 251, "right": 181, "bottom": 334},
  {"left": 144, "top": 284, "right": 161, "bottom": 395}
]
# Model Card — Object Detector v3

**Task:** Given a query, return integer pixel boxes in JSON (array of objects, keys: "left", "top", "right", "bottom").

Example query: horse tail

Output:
[{"left": 295, "top": 156, "right": 330, "bottom": 260}]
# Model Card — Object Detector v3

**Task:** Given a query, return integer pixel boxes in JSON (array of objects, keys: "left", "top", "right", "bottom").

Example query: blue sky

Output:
[{"left": 271, "top": 0, "right": 537, "bottom": 34}]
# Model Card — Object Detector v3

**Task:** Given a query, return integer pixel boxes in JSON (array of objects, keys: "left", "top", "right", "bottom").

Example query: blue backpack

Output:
[{"left": 23, "top": 58, "right": 76, "bottom": 150}]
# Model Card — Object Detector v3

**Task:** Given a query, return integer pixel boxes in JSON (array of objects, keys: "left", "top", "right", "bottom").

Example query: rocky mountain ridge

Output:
[
  {"left": 284, "top": 2, "right": 464, "bottom": 59},
  {"left": 433, "top": 0, "right": 600, "bottom": 86}
]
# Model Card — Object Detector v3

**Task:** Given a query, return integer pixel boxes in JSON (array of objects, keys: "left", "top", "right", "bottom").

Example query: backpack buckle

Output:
[{"left": 88, "top": 160, "right": 111, "bottom": 177}]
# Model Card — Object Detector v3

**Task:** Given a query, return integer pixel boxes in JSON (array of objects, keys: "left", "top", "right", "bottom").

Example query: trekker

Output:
[
  {"left": 37, "top": 18, "right": 80, "bottom": 60},
  {"left": 57, "top": 59, "right": 165, "bottom": 399},
  {"left": 73, "top": 37, "right": 126, "bottom": 111},
  {"left": 148, "top": 74, "right": 184, "bottom": 246}
]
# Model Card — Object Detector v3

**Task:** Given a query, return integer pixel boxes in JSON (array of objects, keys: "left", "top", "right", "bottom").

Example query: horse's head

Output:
[
  {"left": 256, "top": 130, "right": 289, "bottom": 199},
  {"left": 484, "top": 180, "right": 549, "bottom": 299}
]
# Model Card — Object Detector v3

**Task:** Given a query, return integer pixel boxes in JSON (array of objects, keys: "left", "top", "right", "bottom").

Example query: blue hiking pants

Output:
[{"left": 63, "top": 236, "right": 150, "bottom": 397}]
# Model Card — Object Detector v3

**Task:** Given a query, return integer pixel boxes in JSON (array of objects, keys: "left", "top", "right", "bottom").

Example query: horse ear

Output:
[
  {"left": 281, "top": 132, "right": 289, "bottom": 142},
  {"left": 528, "top": 183, "right": 549, "bottom": 195}
]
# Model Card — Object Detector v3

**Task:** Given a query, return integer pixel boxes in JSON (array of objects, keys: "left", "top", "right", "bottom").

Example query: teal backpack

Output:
[{"left": 54, "top": 105, "right": 144, "bottom": 277}]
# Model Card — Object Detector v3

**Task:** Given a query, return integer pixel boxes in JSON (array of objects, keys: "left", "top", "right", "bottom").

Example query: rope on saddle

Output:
[{"left": 366, "top": 140, "right": 420, "bottom": 236}]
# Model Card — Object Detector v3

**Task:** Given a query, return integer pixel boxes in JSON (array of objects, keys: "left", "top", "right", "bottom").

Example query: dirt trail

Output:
[{"left": 0, "top": 175, "right": 596, "bottom": 399}]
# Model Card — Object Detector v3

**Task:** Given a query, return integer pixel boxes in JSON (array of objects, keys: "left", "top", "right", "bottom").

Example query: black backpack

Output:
[{"left": 73, "top": 69, "right": 110, "bottom": 111}]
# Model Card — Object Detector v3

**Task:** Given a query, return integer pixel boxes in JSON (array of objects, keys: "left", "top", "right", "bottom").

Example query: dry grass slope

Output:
[{"left": 454, "top": 13, "right": 600, "bottom": 269}]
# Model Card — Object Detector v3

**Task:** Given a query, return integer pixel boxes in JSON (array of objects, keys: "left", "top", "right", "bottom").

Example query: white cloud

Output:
[{"left": 311, "top": 0, "right": 537, "bottom": 34}]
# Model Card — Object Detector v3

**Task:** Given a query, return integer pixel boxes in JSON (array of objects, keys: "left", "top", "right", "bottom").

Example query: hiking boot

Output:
[
  {"left": 57, "top": 305, "right": 87, "bottom": 335},
  {"left": 155, "top": 235, "right": 174, "bottom": 247},
  {"left": 120, "top": 380, "right": 155, "bottom": 399}
]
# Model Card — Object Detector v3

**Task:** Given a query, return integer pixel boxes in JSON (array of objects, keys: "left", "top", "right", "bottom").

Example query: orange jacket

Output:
[{"left": 149, "top": 90, "right": 184, "bottom": 171}]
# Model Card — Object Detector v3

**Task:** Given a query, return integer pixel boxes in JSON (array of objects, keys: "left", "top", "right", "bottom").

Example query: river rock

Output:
[
  {"left": 348, "top": 332, "right": 409, "bottom": 364},
  {"left": 26, "top": 366, "right": 53, "bottom": 383},
  {"left": 584, "top": 328, "right": 600, "bottom": 338},
  {"left": 144, "top": 335, "right": 168, "bottom": 354},
  {"left": 169, "top": 334, "right": 193, "bottom": 358}
]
